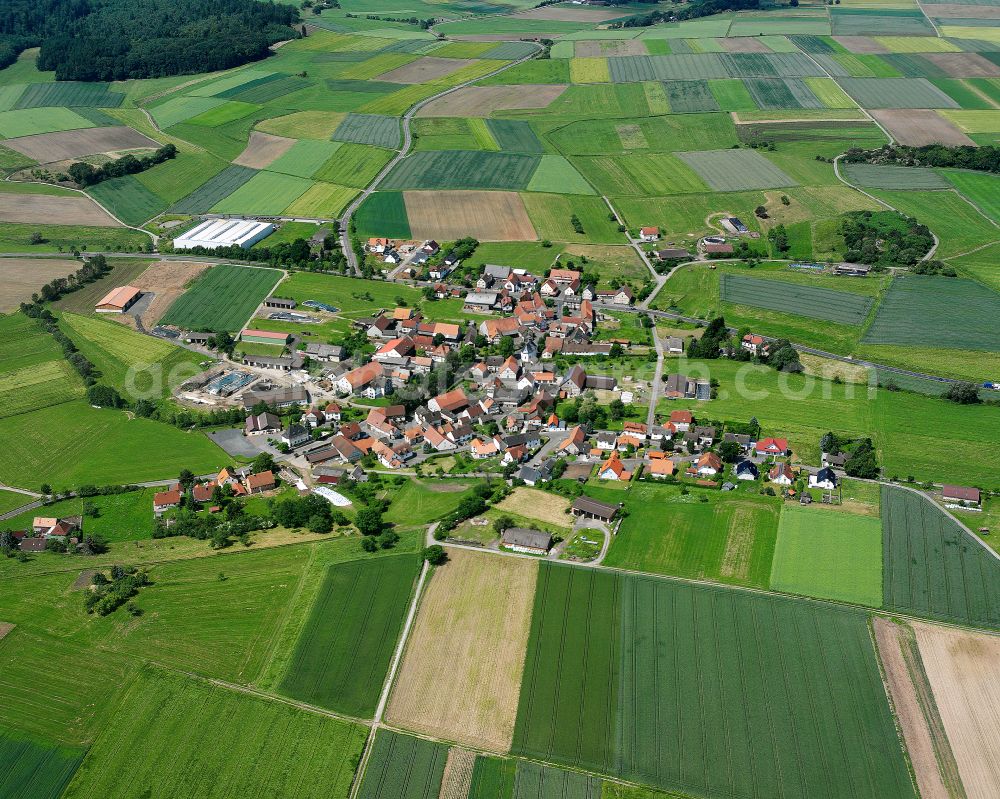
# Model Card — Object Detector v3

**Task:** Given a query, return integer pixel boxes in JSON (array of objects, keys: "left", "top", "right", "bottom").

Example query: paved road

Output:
[
  {"left": 645, "top": 312, "right": 665, "bottom": 430},
  {"left": 338, "top": 44, "right": 543, "bottom": 274}
]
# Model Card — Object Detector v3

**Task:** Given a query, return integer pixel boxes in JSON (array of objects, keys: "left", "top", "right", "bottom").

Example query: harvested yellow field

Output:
[
  {"left": 385, "top": 550, "right": 537, "bottom": 751},
  {"left": 494, "top": 487, "right": 571, "bottom": 529},
  {"left": 404, "top": 190, "right": 536, "bottom": 241},
  {"left": 915, "top": 621, "right": 1000, "bottom": 799},
  {"left": 233, "top": 131, "right": 296, "bottom": 168}
]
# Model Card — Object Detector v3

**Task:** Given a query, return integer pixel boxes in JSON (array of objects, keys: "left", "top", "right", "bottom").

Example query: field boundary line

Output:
[{"left": 146, "top": 661, "right": 372, "bottom": 726}]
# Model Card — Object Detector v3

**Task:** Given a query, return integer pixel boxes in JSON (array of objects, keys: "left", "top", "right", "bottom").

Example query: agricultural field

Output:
[
  {"left": 382, "top": 151, "right": 540, "bottom": 190},
  {"left": 404, "top": 190, "right": 537, "bottom": 241},
  {"left": 720, "top": 272, "right": 874, "bottom": 325},
  {"left": 386, "top": 550, "right": 537, "bottom": 750},
  {"left": 159, "top": 264, "right": 282, "bottom": 333},
  {"left": 862, "top": 275, "right": 1000, "bottom": 351},
  {"left": 61, "top": 667, "right": 366, "bottom": 799},
  {"left": 0, "top": 730, "right": 84, "bottom": 799},
  {"left": 881, "top": 485, "right": 1000, "bottom": 630},
  {"left": 676, "top": 149, "right": 798, "bottom": 191},
  {"left": 278, "top": 555, "right": 419, "bottom": 717},
  {"left": 357, "top": 731, "right": 448, "bottom": 799},
  {"left": 604, "top": 484, "right": 780, "bottom": 589},
  {"left": 770, "top": 504, "right": 883, "bottom": 606},
  {"left": 513, "top": 563, "right": 916, "bottom": 798}
]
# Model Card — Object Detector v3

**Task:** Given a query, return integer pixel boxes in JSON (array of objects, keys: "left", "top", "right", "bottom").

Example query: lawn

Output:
[
  {"left": 278, "top": 554, "right": 419, "bottom": 717},
  {"left": 604, "top": 483, "right": 779, "bottom": 589},
  {"left": 0, "top": 402, "right": 229, "bottom": 489},
  {"left": 1, "top": 488, "right": 158, "bottom": 542},
  {"left": 61, "top": 667, "right": 366, "bottom": 799},
  {"left": 770, "top": 503, "right": 883, "bottom": 607},
  {"left": 356, "top": 730, "right": 448, "bottom": 799},
  {"left": 382, "top": 479, "right": 475, "bottom": 526},
  {"left": 159, "top": 264, "right": 282, "bottom": 333},
  {"left": 881, "top": 484, "right": 1000, "bottom": 630}
]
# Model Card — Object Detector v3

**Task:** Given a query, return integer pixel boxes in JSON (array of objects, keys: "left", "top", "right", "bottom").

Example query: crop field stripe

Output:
[
  {"left": 484, "top": 120, "right": 544, "bottom": 154},
  {"left": 355, "top": 191, "right": 411, "bottom": 238},
  {"left": 87, "top": 176, "right": 168, "bottom": 226},
  {"left": 278, "top": 555, "right": 419, "bottom": 718},
  {"left": 357, "top": 730, "right": 448, "bottom": 799},
  {"left": 13, "top": 82, "right": 124, "bottom": 110},
  {"left": 881, "top": 484, "right": 1000, "bottom": 629},
  {"left": 380, "top": 151, "right": 541, "bottom": 191},
  {"left": 170, "top": 165, "right": 258, "bottom": 214},
  {"left": 720, "top": 273, "right": 873, "bottom": 325},
  {"left": 841, "top": 163, "right": 950, "bottom": 189},
  {"left": 331, "top": 113, "right": 401, "bottom": 149}
]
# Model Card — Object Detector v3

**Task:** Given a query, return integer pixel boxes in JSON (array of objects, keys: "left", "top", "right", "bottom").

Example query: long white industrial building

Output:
[{"left": 173, "top": 218, "right": 275, "bottom": 250}]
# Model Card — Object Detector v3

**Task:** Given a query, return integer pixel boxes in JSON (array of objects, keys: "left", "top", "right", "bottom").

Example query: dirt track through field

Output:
[
  {"left": 0, "top": 257, "right": 81, "bottom": 312},
  {"left": 915, "top": 621, "right": 1000, "bottom": 799},
  {"left": 873, "top": 618, "right": 960, "bottom": 799},
  {"left": 385, "top": 549, "right": 537, "bottom": 751},
  {"left": 233, "top": 131, "right": 296, "bottom": 169},
  {"left": 416, "top": 85, "right": 567, "bottom": 117},
  {"left": 0, "top": 193, "right": 121, "bottom": 226},
  {"left": 0, "top": 622, "right": 14, "bottom": 641},
  {"left": 3, "top": 127, "right": 160, "bottom": 162},
  {"left": 404, "top": 190, "right": 537, "bottom": 241},
  {"left": 870, "top": 110, "right": 975, "bottom": 146}
]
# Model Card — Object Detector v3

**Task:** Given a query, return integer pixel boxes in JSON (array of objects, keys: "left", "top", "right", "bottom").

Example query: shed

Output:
[{"left": 501, "top": 528, "right": 552, "bottom": 555}]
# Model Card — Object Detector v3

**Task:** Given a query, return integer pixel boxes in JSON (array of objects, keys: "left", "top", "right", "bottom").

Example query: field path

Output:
[{"left": 337, "top": 44, "right": 543, "bottom": 274}]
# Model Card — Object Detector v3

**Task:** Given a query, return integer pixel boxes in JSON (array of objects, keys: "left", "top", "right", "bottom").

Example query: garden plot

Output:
[
  {"left": 869, "top": 109, "right": 975, "bottom": 145},
  {"left": 386, "top": 550, "right": 537, "bottom": 751},
  {"left": 721, "top": 273, "right": 873, "bottom": 324},
  {"left": 331, "top": 113, "right": 401, "bottom": 148},
  {"left": 382, "top": 151, "right": 540, "bottom": 190},
  {"left": 2, "top": 127, "right": 159, "bottom": 163},
  {"left": 415, "top": 85, "right": 568, "bottom": 117},
  {"left": 837, "top": 77, "right": 959, "bottom": 108},
  {"left": 403, "top": 190, "right": 537, "bottom": 241},
  {"left": 677, "top": 148, "right": 797, "bottom": 191},
  {"left": 863, "top": 275, "right": 1000, "bottom": 350},
  {"left": 376, "top": 56, "right": 475, "bottom": 83},
  {"left": 841, "top": 163, "right": 951, "bottom": 189},
  {"left": 914, "top": 621, "right": 1000, "bottom": 798},
  {"left": 0, "top": 193, "right": 121, "bottom": 227},
  {"left": 881, "top": 484, "right": 1000, "bottom": 629},
  {"left": 231, "top": 131, "right": 296, "bottom": 169}
]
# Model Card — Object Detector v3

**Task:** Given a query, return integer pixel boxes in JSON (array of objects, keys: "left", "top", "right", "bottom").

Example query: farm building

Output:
[
  {"left": 571, "top": 496, "right": 621, "bottom": 523},
  {"left": 241, "top": 329, "right": 289, "bottom": 346},
  {"left": 173, "top": 219, "right": 275, "bottom": 250},
  {"left": 264, "top": 297, "right": 296, "bottom": 310},
  {"left": 639, "top": 226, "right": 660, "bottom": 242},
  {"left": 942, "top": 484, "right": 981, "bottom": 507},
  {"left": 95, "top": 285, "right": 142, "bottom": 314},
  {"left": 501, "top": 528, "right": 552, "bottom": 555},
  {"left": 834, "top": 264, "right": 872, "bottom": 277}
]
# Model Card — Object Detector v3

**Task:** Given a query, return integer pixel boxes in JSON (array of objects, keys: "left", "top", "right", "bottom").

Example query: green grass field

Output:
[
  {"left": 61, "top": 667, "right": 366, "bottom": 799},
  {"left": 279, "top": 555, "right": 418, "bottom": 717},
  {"left": 573, "top": 153, "right": 708, "bottom": 196},
  {"left": 521, "top": 193, "right": 625, "bottom": 244},
  {"left": 355, "top": 191, "right": 411, "bottom": 238},
  {"left": 882, "top": 484, "right": 1000, "bottom": 629},
  {"left": 770, "top": 504, "right": 883, "bottom": 607},
  {"left": 604, "top": 484, "right": 779, "bottom": 589},
  {"left": 169, "top": 165, "right": 258, "bottom": 214},
  {"left": 87, "top": 176, "right": 168, "bottom": 226},
  {"left": 159, "top": 264, "right": 282, "bottom": 333},
  {"left": 940, "top": 169, "right": 1000, "bottom": 223},
  {"left": 862, "top": 275, "right": 999, "bottom": 351},
  {"left": 0, "top": 401, "right": 228, "bottom": 489},
  {"left": 356, "top": 730, "right": 448, "bottom": 799},
  {"left": 0, "top": 107, "right": 97, "bottom": 138},
  {"left": 382, "top": 479, "right": 474, "bottom": 526},
  {"left": 278, "top": 270, "right": 424, "bottom": 317},
  {"left": 267, "top": 139, "right": 344, "bottom": 178},
  {"left": 211, "top": 170, "right": 312, "bottom": 215},
  {"left": 312, "top": 143, "right": 395, "bottom": 187},
  {"left": 469, "top": 756, "right": 517, "bottom": 799},
  {"left": 332, "top": 113, "right": 402, "bottom": 148},
  {"left": 1, "top": 488, "right": 158, "bottom": 542},
  {"left": 0, "top": 353, "right": 83, "bottom": 420},
  {"left": 526, "top": 155, "right": 595, "bottom": 195}
]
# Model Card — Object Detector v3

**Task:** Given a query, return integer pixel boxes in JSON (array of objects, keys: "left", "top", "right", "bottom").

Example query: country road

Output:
[
  {"left": 646, "top": 312, "right": 665, "bottom": 430},
  {"left": 337, "top": 43, "right": 543, "bottom": 274}
]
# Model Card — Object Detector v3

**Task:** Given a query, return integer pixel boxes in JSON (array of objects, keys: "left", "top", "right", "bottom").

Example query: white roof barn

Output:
[{"left": 173, "top": 218, "right": 275, "bottom": 250}]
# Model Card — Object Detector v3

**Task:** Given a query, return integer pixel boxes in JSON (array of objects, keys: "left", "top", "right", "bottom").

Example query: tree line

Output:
[
  {"left": 69, "top": 144, "right": 177, "bottom": 188},
  {"left": 842, "top": 144, "right": 1000, "bottom": 175},
  {"left": 609, "top": 0, "right": 760, "bottom": 28},
  {"left": 2, "top": 0, "right": 298, "bottom": 81}
]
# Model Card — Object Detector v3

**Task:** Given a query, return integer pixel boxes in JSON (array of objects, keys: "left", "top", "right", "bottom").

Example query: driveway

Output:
[{"left": 207, "top": 429, "right": 279, "bottom": 459}]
